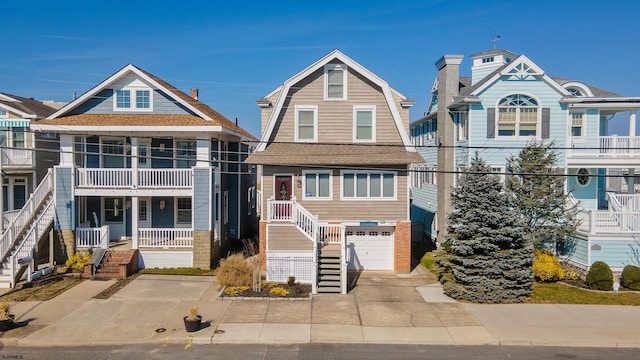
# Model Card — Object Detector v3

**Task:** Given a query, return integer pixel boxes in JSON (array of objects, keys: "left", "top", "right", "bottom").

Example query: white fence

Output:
[
  {"left": 76, "top": 168, "right": 192, "bottom": 189},
  {"left": 579, "top": 210, "right": 640, "bottom": 234},
  {"left": 607, "top": 192, "right": 640, "bottom": 212},
  {"left": 76, "top": 226, "right": 110, "bottom": 248},
  {"left": 138, "top": 228, "right": 193, "bottom": 248},
  {"left": 570, "top": 136, "right": 640, "bottom": 156},
  {"left": 266, "top": 252, "right": 315, "bottom": 284},
  {"left": 267, "top": 200, "right": 294, "bottom": 221},
  {"left": 2, "top": 148, "right": 33, "bottom": 167}
]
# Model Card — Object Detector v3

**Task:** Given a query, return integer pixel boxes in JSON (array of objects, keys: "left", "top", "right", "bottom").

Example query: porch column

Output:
[
  {"left": 131, "top": 196, "right": 138, "bottom": 249},
  {"left": 630, "top": 111, "right": 637, "bottom": 137},
  {"left": 60, "top": 134, "right": 74, "bottom": 166},
  {"left": 130, "top": 137, "right": 138, "bottom": 187},
  {"left": 196, "top": 138, "right": 211, "bottom": 168}
]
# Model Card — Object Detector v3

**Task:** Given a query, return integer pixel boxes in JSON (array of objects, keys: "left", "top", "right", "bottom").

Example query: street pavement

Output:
[{"left": 1, "top": 266, "right": 640, "bottom": 348}]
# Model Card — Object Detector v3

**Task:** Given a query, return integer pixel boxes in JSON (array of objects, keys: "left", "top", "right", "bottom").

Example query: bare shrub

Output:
[{"left": 216, "top": 253, "right": 253, "bottom": 287}]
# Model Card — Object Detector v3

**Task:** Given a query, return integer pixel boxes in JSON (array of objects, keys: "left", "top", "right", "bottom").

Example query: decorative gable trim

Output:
[
  {"left": 470, "top": 55, "right": 570, "bottom": 97},
  {"left": 256, "top": 49, "right": 414, "bottom": 152},
  {"left": 46, "top": 64, "right": 212, "bottom": 121}
]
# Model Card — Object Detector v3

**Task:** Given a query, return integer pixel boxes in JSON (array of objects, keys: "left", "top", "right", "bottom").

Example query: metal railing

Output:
[{"left": 138, "top": 228, "right": 193, "bottom": 248}]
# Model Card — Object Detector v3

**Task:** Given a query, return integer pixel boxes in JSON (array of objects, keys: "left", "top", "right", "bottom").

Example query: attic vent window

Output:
[
  {"left": 482, "top": 57, "right": 494, "bottom": 63},
  {"left": 567, "top": 88, "right": 584, "bottom": 97},
  {"left": 114, "top": 87, "right": 153, "bottom": 111}
]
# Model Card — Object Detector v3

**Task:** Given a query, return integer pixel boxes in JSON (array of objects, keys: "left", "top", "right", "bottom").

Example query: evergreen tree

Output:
[
  {"left": 437, "top": 153, "right": 533, "bottom": 303},
  {"left": 505, "top": 141, "right": 580, "bottom": 250}
]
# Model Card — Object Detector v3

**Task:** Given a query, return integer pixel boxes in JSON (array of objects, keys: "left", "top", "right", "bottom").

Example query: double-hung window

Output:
[
  {"left": 114, "top": 88, "right": 153, "bottom": 111},
  {"left": 116, "top": 90, "right": 131, "bottom": 109},
  {"left": 571, "top": 112, "right": 585, "bottom": 137},
  {"left": 176, "top": 140, "right": 196, "bottom": 168},
  {"left": 325, "top": 64, "right": 347, "bottom": 100},
  {"left": 303, "top": 171, "right": 332, "bottom": 199},
  {"left": 295, "top": 105, "right": 317, "bottom": 142},
  {"left": 497, "top": 94, "right": 539, "bottom": 138},
  {"left": 12, "top": 128, "right": 25, "bottom": 148},
  {"left": 353, "top": 106, "right": 375, "bottom": 142},
  {"left": 104, "top": 197, "right": 123, "bottom": 223},
  {"left": 341, "top": 171, "right": 395, "bottom": 200},
  {"left": 102, "top": 138, "right": 125, "bottom": 168},
  {"left": 176, "top": 197, "right": 192, "bottom": 225}
]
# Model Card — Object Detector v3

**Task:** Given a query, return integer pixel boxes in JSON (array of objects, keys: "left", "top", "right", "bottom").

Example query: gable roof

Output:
[
  {"left": 44, "top": 64, "right": 256, "bottom": 141},
  {"left": 255, "top": 49, "right": 414, "bottom": 152},
  {"left": 0, "top": 92, "right": 56, "bottom": 119}
]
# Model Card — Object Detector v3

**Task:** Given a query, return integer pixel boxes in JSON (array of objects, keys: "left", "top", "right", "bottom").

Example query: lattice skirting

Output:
[{"left": 266, "top": 252, "right": 314, "bottom": 284}]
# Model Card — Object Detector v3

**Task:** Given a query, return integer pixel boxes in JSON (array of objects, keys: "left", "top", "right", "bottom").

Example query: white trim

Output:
[
  {"left": 0, "top": 103, "right": 34, "bottom": 119},
  {"left": 569, "top": 111, "right": 586, "bottom": 138},
  {"left": 30, "top": 124, "right": 226, "bottom": 134},
  {"left": 256, "top": 49, "right": 414, "bottom": 152},
  {"left": 339, "top": 170, "right": 397, "bottom": 201},
  {"left": 46, "top": 64, "right": 213, "bottom": 121},
  {"left": 301, "top": 170, "right": 332, "bottom": 201},
  {"left": 494, "top": 92, "right": 542, "bottom": 140},
  {"left": 353, "top": 105, "right": 376, "bottom": 142},
  {"left": 574, "top": 168, "right": 592, "bottom": 187},
  {"left": 272, "top": 173, "right": 294, "bottom": 200},
  {"left": 324, "top": 64, "right": 347, "bottom": 101},
  {"left": 562, "top": 81, "right": 594, "bottom": 97},
  {"left": 175, "top": 196, "right": 192, "bottom": 228},
  {"left": 294, "top": 105, "right": 318, "bottom": 143},
  {"left": 112, "top": 87, "right": 154, "bottom": 112}
]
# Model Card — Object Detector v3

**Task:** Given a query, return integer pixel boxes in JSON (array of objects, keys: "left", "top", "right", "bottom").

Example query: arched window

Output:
[
  {"left": 576, "top": 168, "right": 590, "bottom": 187},
  {"left": 567, "top": 88, "right": 583, "bottom": 97},
  {"left": 497, "top": 94, "right": 539, "bottom": 138}
]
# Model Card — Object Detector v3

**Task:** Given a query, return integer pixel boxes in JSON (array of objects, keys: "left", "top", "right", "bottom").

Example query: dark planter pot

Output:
[
  {"left": 0, "top": 315, "right": 16, "bottom": 332},
  {"left": 183, "top": 315, "right": 202, "bottom": 333}
]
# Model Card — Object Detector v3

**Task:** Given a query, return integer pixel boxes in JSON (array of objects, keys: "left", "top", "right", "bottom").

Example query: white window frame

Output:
[
  {"left": 175, "top": 139, "right": 196, "bottom": 168},
  {"left": 113, "top": 87, "right": 153, "bottom": 112},
  {"left": 324, "top": 64, "right": 347, "bottom": 101},
  {"left": 302, "top": 170, "right": 333, "bottom": 200},
  {"left": 294, "top": 105, "right": 318, "bottom": 143},
  {"left": 570, "top": 112, "right": 585, "bottom": 138},
  {"left": 100, "top": 137, "right": 126, "bottom": 168},
  {"left": 495, "top": 93, "right": 541, "bottom": 140},
  {"left": 175, "top": 197, "right": 192, "bottom": 227},
  {"left": 104, "top": 197, "right": 124, "bottom": 224},
  {"left": 491, "top": 166, "right": 506, "bottom": 183},
  {"left": 340, "top": 170, "right": 397, "bottom": 201},
  {"left": 575, "top": 168, "right": 591, "bottom": 187},
  {"left": 353, "top": 105, "right": 376, "bottom": 142},
  {"left": 455, "top": 111, "right": 469, "bottom": 141},
  {"left": 0, "top": 109, "right": 7, "bottom": 118}
]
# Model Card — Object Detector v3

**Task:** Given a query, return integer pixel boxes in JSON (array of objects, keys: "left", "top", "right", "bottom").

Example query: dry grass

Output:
[
  {"left": 216, "top": 253, "right": 253, "bottom": 287},
  {"left": 0, "top": 277, "right": 83, "bottom": 302}
]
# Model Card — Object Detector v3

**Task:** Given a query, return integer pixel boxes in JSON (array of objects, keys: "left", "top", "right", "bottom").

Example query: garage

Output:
[{"left": 346, "top": 226, "right": 394, "bottom": 270}]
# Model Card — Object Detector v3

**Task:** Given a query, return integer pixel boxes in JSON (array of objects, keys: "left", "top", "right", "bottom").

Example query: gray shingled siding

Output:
[
  {"left": 35, "top": 133, "right": 60, "bottom": 183},
  {"left": 193, "top": 168, "right": 211, "bottom": 231},
  {"left": 70, "top": 89, "right": 194, "bottom": 115},
  {"left": 55, "top": 167, "right": 73, "bottom": 230}
]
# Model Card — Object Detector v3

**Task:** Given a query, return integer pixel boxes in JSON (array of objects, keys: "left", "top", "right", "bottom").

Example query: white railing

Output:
[
  {"left": 8, "top": 197, "right": 55, "bottom": 287},
  {"left": 76, "top": 168, "right": 193, "bottom": 189},
  {"left": 138, "top": 228, "right": 193, "bottom": 248},
  {"left": 318, "top": 223, "right": 343, "bottom": 245},
  {"left": 3, "top": 210, "right": 20, "bottom": 229},
  {"left": 2, "top": 148, "right": 33, "bottom": 167},
  {"left": 294, "top": 204, "right": 317, "bottom": 242},
  {"left": 267, "top": 199, "right": 294, "bottom": 221},
  {"left": 570, "top": 136, "right": 640, "bottom": 156},
  {"left": 76, "top": 226, "right": 110, "bottom": 249},
  {"left": 580, "top": 210, "right": 640, "bottom": 234},
  {"left": 607, "top": 192, "right": 640, "bottom": 212},
  {"left": 138, "top": 169, "right": 192, "bottom": 188},
  {"left": 0, "top": 169, "right": 53, "bottom": 261}
]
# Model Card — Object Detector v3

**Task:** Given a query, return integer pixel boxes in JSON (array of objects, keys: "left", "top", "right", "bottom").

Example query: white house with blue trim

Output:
[{"left": 410, "top": 49, "right": 640, "bottom": 271}]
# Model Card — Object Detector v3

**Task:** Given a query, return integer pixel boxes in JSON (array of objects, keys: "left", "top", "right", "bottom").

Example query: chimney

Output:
[{"left": 190, "top": 88, "right": 199, "bottom": 100}]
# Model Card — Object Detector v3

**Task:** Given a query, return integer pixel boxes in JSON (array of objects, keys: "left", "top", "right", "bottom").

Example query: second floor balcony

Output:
[
  {"left": 74, "top": 168, "right": 194, "bottom": 196},
  {"left": 1, "top": 148, "right": 33, "bottom": 168},
  {"left": 568, "top": 136, "right": 640, "bottom": 167}
]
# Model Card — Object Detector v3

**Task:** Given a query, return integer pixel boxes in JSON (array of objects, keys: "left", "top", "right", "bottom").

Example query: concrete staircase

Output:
[{"left": 317, "top": 247, "right": 342, "bottom": 293}]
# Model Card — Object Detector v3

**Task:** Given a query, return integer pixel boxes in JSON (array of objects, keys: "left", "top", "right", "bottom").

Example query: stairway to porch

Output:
[
  {"left": 91, "top": 248, "right": 138, "bottom": 280},
  {"left": 317, "top": 245, "right": 342, "bottom": 293}
]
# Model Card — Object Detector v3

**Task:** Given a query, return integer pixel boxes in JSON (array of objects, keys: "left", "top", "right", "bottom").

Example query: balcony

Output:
[
  {"left": 1, "top": 148, "right": 33, "bottom": 168},
  {"left": 568, "top": 136, "right": 640, "bottom": 167},
  {"left": 75, "top": 168, "right": 194, "bottom": 196}
]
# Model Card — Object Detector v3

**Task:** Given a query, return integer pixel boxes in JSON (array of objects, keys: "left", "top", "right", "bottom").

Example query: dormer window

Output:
[
  {"left": 567, "top": 88, "right": 583, "bottom": 97},
  {"left": 114, "top": 88, "right": 153, "bottom": 111},
  {"left": 482, "top": 57, "right": 494, "bottom": 63},
  {"left": 325, "top": 64, "right": 347, "bottom": 100}
]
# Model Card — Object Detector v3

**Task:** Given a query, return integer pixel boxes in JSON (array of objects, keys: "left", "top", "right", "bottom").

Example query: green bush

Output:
[
  {"left": 586, "top": 261, "right": 613, "bottom": 291},
  {"left": 621, "top": 265, "right": 640, "bottom": 290},
  {"left": 532, "top": 250, "right": 564, "bottom": 282}
]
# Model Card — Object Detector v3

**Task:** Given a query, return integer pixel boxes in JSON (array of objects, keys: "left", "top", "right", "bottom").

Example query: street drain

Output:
[{"left": 155, "top": 328, "right": 166, "bottom": 333}]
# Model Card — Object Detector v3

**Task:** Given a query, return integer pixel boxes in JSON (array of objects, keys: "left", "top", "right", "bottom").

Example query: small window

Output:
[
  {"left": 381, "top": 231, "right": 391, "bottom": 236},
  {"left": 491, "top": 166, "right": 505, "bottom": 183},
  {"left": 136, "top": 90, "right": 150, "bottom": 109},
  {"left": 356, "top": 231, "right": 366, "bottom": 236},
  {"left": 576, "top": 168, "right": 590, "bottom": 187},
  {"left": 295, "top": 105, "right": 317, "bottom": 142},
  {"left": 0, "top": 109, "right": 6, "bottom": 118},
  {"left": 567, "top": 88, "right": 584, "bottom": 97},
  {"left": 482, "top": 57, "right": 494, "bottom": 63},
  {"left": 325, "top": 64, "right": 347, "bottom": 100},
  {"left": 116, "top": 90, "right": 131, "bottom": 109},
  {"left": 114, "top": 88, "right": 153, "bottom": 111},
  {"left": 303, "top": 171, "right": 331, "bottom": 199},
  {"left": 571, "top": 113, "right": 584, "bottom": 137},
  {"left": 354, "top": 106, "right": 375, "bottom": 142},
  {"left": 139, "top": 200, "right": 148, "bottom": 221},
  {"left": 105, "top": 197, "right": 123, "bottom": 223},
  {"left": 12, "top": 128, "right": 25, "bottom": 148},
  {"left": 176, "top": 197, "right": 192, "bottom": 224}
]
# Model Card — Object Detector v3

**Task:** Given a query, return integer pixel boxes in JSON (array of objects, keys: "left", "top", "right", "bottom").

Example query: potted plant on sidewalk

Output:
[
  {"left": 183, "top": 305, "right": 202, "bottom": 332},
  {"left": 0, "top": 301, "right": 16, "bottom": 331}
]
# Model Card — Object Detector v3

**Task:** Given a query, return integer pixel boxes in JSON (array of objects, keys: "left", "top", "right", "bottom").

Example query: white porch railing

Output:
[
  {"left": 579, "top": 210, "right": 640, "bottom": 234},
  {"left": 267, "top": 200, "right": 294, "bottom": 221},
  {"left": 76, "top": 226, "right": 110, "bottom": 249},
  {"left": 294, "top": 204, "right": 318, "bottom": 242},
  {"left": 570, "top": 136, "right": 640, "bottom": 156},
  {"left": 1, "top": 148, "right": 33, "bottom": 167},
  {"left": 76, "top": 168, "right": 193, "bottom": 189},
  {"left": 138, "top": 228, "right": 193, "bottom": 248},
  {"left": 318, "top": 223, "right": 343, "bottom": 245},
  {"left": 3, "top": 210, "right": 20, "bottom": 229},
  {"left": 607, "top": 192, "right": 640, "bottom": 212}
]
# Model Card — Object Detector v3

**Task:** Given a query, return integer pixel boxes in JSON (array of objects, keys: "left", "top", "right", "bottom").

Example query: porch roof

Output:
[{"left": 245, "top": 143, "right": 425, "bottom": 166}]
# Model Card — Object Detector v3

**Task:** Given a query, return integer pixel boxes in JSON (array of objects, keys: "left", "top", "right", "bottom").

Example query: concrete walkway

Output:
[{"left": 1, "top": 268, "right": 640, "bottom": 347}]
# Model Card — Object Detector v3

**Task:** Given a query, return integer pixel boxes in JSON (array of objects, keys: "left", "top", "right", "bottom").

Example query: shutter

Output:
[
  {"left": 541, "top": 108, "right": 550, "bottom": 139},
  {"left": 487, "top": 108, "right": 495, "bottom": 139}
]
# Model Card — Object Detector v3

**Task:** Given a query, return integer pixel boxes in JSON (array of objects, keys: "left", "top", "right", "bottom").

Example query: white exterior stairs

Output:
[{"left": 0, "top": 170, "right": 55, "bottom": 288}]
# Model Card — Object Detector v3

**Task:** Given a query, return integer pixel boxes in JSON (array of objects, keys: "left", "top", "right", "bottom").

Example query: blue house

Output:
[
  {"left": 411, "top": 49, "right": 640, "bottom": 271},
  {"left": 24, "top": 64, "right": 258, "bottom": 274}
]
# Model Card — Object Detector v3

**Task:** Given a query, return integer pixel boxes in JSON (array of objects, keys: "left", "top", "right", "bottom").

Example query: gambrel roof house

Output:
[
  {"left": 247, "top": 50, "right": 423, "bottom": 294},
  {"left": 17, "top": 64, "right": 259, "bottom": 284},
  {"left": 410, "top": 48, "right": 640, "bottom": 272}
]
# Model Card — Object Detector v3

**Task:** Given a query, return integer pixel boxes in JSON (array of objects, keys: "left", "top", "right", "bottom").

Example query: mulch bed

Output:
[
  {"left": 222, "top": 283, "right": 311, "bottom": 299},
  {"left": 561, "top": 278, "right": 637, "bottom": 292}
]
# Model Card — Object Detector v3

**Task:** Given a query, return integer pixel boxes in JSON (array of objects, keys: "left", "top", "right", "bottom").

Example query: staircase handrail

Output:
[
  {"left": 92, "top": 226, "right": 110, "bottom": 275},
  {"left": 606, "top": 192, "right": 624, "bottom": 212},
  {"left": 293, "top": 202, "right": 318, "bottom": 242},
  {"left": 0, "top": 169, "right": 53, "bottom": 262},
  {"left": 340, "top": 224, "right": 347, "bottom": 294}
]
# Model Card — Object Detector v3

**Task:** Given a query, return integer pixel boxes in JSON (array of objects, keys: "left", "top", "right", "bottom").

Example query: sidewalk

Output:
[{"left": 1, "top": 269, "right": 640, "bottom": 347}]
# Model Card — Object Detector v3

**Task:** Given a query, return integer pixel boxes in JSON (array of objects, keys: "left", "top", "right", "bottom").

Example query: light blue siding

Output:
[
  {"left": 590, "top": 240, "right": 638, "bottom": 269},
  {"left": 565, "top": 236, "right": 588, "bottom": 266},
  {"left": 71, "top": 89, "right": 194, "bottom": 115},
  {"left": 567, "top": 168, "right": 599, "bottom": 210},
  {"left": 193, "top": 168, "right": 211, "bottom": 231},
  {"left": 410, "top": 185, "right": 438, "bottom": 237},
  {"left": 55, "top": 167, "right": 73, "bottom": 230}
]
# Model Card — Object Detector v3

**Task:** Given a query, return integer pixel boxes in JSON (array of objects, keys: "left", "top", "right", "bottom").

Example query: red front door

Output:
[{"left": 274, "top": 176, "right": 293, "bottom": 200}]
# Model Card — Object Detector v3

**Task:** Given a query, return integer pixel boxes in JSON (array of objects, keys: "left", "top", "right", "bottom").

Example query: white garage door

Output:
[{"left": 346, "top": 226, "right": 394, "bottom": 270}]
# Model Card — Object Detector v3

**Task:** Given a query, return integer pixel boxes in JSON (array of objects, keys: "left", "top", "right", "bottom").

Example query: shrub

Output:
[
  {"left": 586, "top": 261, "right": 613, "bottom": 291},
  {"left": 224, "top": 286, "right": 249, "bottom": 297},
  {"left": 269, "top": 287, "right": 290, "bottom": 297},
  {"left": 186, "top": 305, "right": 199, "bottom": 321},
  {"left": 562, "top": 268, "right": 581, "bottom": 281},
  {"left": 0, "top": 302, "right": 10, "bottom": 321},
  {"left": 65, "top": 253, "right": 91, "bottom": 272},
  {"left": 621, "top": 265, "right": 640, "bottom": 290},
  {"left": 216, "top": 254, "right": 253, "bottom": 287},
  {"left": 532, "top": 250, "right": 564, "bottom": 282}
]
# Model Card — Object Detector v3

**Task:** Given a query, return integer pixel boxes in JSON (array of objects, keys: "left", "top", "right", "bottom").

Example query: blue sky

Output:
[{"left": 2, "top": 0, "right": 639, "bottom": 137}]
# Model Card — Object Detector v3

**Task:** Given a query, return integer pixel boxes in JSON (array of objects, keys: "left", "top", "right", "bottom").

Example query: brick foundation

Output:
[
  {"left": 193, "top": 230, "right": 213, "bottom": 269},
  {"left": 394, "top": 221, "right": 411, "bottom": 273}
]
